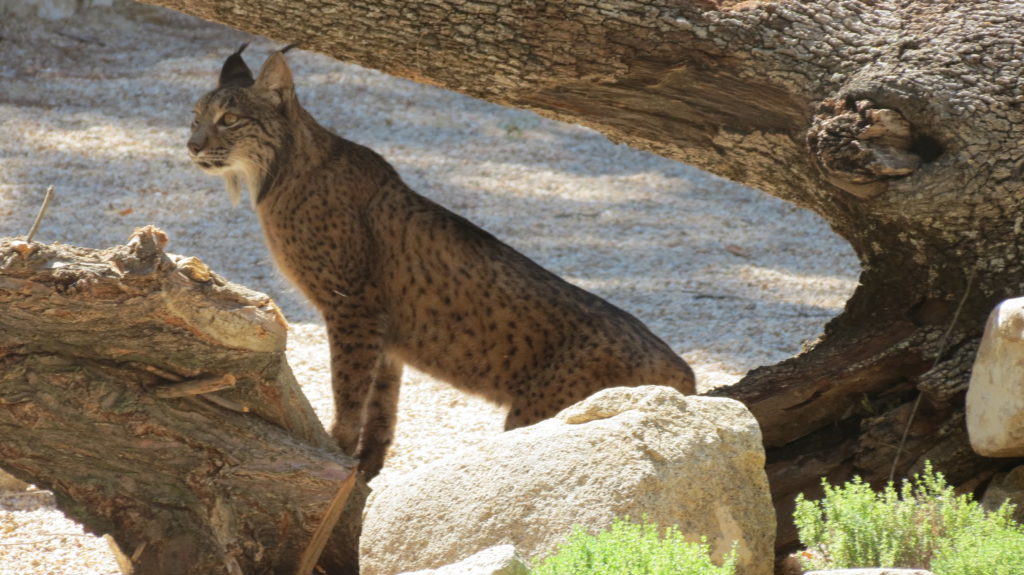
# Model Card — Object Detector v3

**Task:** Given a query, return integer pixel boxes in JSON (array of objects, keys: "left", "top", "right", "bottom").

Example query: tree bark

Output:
[
  {"left": 0, "top": 227, "right": 366, "bottom": 575},
  {"left": 134, "top": 0, "right": 1024, "bottom": 553}
]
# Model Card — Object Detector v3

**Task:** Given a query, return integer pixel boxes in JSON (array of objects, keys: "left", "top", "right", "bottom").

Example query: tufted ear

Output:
[
  {"left": 254, "top": 48, "right": 295, "bottom": 97},
  {"left": 218, "top": 42, "right": 254, "bottom": 88}
]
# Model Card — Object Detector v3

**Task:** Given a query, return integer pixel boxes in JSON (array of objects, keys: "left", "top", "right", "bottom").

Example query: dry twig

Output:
[{"left": 25, "top": 186, "right": 55, "bottom": 243}]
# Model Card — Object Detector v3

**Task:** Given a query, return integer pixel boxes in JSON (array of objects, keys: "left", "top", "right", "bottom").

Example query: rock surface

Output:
[
  {"left": 967, "top": 297, "right": 1024, "bottom": 456},
  {"left": 360, "top": 386, "right": 774, "bottom": 575},
  {"left": 981, "top": 464, "right": 1024, "bottom": 522},
  {"left": 395, "top": 545, "right": 529, "bottom": 575}
]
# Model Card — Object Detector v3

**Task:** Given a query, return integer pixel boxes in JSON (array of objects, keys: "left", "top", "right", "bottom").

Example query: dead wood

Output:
[{"left": 0, "top": 227, "right": 365, "bottom": 575}]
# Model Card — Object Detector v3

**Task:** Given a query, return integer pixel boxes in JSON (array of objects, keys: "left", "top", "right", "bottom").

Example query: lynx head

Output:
[{"left": 188, "top": 43, "right": 298, "bottom": 206}]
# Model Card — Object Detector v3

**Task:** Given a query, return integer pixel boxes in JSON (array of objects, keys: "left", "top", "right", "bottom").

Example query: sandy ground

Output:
[{"left": 0, "top": 3, "right": 859, "bottom": 573}]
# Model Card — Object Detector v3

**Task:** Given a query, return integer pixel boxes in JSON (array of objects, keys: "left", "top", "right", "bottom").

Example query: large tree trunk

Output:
[
  {"left": 0, "top": 228, "right": 365, "bottom": 575},
  {"left": 138, "top": 0, "right": 1024, "bottom": 553}
]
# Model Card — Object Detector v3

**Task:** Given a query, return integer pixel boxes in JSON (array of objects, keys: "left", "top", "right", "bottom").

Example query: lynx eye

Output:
[{"left": 219, "top": 112, "right": 240, "bottom": 127}]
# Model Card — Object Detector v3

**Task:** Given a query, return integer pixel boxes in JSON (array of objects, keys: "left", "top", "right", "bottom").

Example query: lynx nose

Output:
[{"left": 187, "top": 135, "right": 205, "bottom": 156}]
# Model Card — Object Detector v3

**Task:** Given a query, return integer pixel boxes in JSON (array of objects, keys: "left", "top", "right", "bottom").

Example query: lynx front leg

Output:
[
  {"left": 357, "top": 354, "right": 403, "bottom": 479},
  {"left": 324, "top": 310, "right": 386, "bottom": 457}
]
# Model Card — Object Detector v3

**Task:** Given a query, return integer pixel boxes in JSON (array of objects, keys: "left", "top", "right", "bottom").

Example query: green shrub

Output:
[
  {"left": 930, "top": 521, "right": 1024, "bottom": 575},
  {"left": 529, "top": 516, "right": 735, "bottom": 575},
  {"left": 794, "top": 462, "right": 1024, "bottom": 574}
]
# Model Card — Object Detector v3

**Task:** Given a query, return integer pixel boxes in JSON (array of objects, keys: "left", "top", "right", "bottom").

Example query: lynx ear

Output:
[
  {"left": 218, "top": 42, "right": 254, "bottom": 88},
  {"left": 254, "top": 50, "right": 295, "bottom": 98}
]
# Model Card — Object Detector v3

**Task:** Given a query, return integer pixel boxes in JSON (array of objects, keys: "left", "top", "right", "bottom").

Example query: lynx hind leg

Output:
[
  {"left": 670, "top": 358, "right": 698, "bottom": 395},
  {"left": 357, "top": 354, "right": 402, "bottom": 479},
  {"left": 325, "top": 312, "right": 386, "bottom": 456},
  {"left": 503, "top": 406, "right": 533, "bottom": 431},
  {"left": 503, "top": 397, "right": 564, "bottom": 431},
  {"left": 502, "top": 368, "right": 602, "bottom": 431}
]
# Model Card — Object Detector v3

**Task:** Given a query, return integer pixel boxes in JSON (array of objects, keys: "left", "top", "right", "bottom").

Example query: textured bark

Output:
[
  {"left": 0, "top": 228, "right": 365, "bottom": 575},
  {"left": 132, "top": 0, "right": 1024, "bottom": 554}
]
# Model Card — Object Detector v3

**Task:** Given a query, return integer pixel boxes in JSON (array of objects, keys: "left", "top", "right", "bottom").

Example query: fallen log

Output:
[{"left": 0, "top": 226, "right": 366, "bottom": 575}]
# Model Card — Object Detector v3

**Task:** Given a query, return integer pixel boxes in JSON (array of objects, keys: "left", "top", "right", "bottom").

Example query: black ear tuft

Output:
[
  {"left": 218, "top": 42, "right": 254, "bottom": 88},
  {"left": 280, "top": 43, "right": 300, "bottom": 54}
]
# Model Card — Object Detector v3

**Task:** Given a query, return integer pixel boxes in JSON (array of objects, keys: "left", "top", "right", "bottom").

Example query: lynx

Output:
[{"left": 188, "top": 44, "right": 696, "bottom": 478}]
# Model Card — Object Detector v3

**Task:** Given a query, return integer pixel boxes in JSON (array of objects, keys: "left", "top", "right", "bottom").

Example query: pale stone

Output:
[
  {"left": 396, "top": 545, "right": 529, "bottom": 575},
  {"left": 360, "top": 386, "right": 774, "bottom": 575},
  {"left": 967, "top": 297, "right": 1024, "bottom": 456}
]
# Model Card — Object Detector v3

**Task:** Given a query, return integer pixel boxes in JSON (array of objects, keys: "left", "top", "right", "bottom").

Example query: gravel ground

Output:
[{"left": 0, "top": 3, "right": 859, "bottom": 573}]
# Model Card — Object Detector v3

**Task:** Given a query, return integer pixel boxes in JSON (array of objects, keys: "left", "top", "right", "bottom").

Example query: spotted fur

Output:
[{"left": 188, "top": 45, "right": 696, "bottom": 478}]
